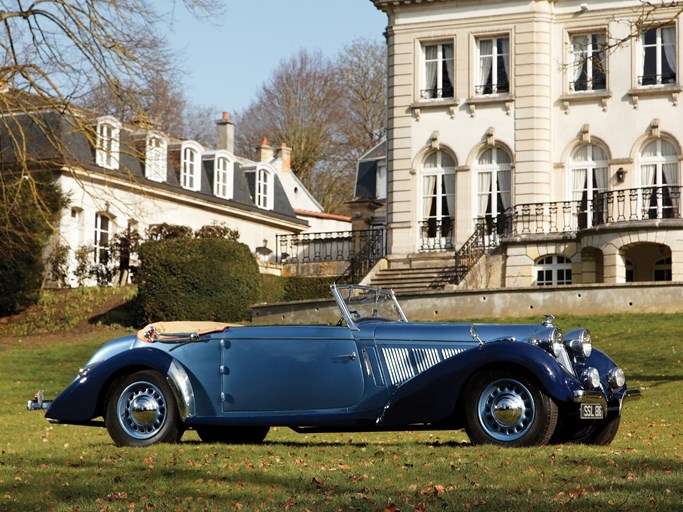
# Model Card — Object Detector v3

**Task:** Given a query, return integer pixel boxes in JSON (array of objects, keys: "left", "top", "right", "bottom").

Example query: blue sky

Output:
[{"left": 159, "top": 0, "right": 387, "bottom": 114}]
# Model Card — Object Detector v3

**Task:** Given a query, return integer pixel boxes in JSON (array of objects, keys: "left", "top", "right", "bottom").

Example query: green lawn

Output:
[{"left": 0, "top": 313, "right": 681, "bottom": 511}]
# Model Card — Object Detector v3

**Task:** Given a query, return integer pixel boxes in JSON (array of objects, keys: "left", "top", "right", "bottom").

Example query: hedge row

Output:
[
  {"left": 260, "top": 275, "right": 336, "bottom": 304},
  {"left": 137, "top": 237, "right": 261, "bottom": 323}
]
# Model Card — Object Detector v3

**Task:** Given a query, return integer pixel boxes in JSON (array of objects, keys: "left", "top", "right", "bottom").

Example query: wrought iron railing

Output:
[
  {"left": 638, "top": 73, "right": 677, "bottom": 86},
  {"left": 474, "top": 82, "right": 510, "bottom": 95},
  {"left": 420, "top": 88, "right": 454, "bottom": 100},
  {"left": 337, "top": 229, "right": 387, "bottom": 284},
  {"left": 508, "top": 186, "right": 682, "bottom": 236},
  {"left": 453, "top": 214, "right": 510, "bottom": 284}
]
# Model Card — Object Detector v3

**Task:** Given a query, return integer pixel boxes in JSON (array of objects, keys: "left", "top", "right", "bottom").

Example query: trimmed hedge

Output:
[
  {"left": 137, "top": 237, "right": 261, "bottom": 323},
  {"left": 259, "top": 274, "right": 336, "bottom": 303}
]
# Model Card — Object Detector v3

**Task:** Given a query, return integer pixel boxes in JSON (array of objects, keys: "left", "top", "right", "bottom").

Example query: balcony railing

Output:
[
  {"left": 276, "top": 229, "right": 385, "bottom": 264},
  {"left": 637, "top": 73, "right": 677, "bottom": 86},
  {"left": 419, "top": 219, "right": 454, "bottom": 251},
  {"left": 474, "top": 82, "right": 510, "bottom": 95},
  {"left": 507, "top": 186, "right": 682, "bottom": 237},
  {"left": 420, "top": 88, "right": 454, "bottom": 100}
]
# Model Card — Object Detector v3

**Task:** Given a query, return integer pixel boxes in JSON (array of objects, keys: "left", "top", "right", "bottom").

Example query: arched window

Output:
[
  {"left": 145, "top": 133, "right": 167, "bottom": 182},
  {"left": 639, "top": 139, "right": 679, "bottom": 219},
  {"left": 535, "top": 255, "right": 572, "bottom": 286},
  {"left": 214, "top": 155, "right": 233, "bottom": 199},
  {"left": 420, "top": 150, "right": 456, "bottom": 250},
  {"left": 570, "top": 144, "right": 608, "bottom": 228},
  {"left": 181, "top": 143, "right": 201, "bottom": 191},
  {"left": 95, "top": 116, "right": 121, "bottom": 170},
  {"left": 476, "top": 147, "right": 511, "bottom": 234},
  {"left": 255, "top": 167, "right": 273, "bottom": 209}
]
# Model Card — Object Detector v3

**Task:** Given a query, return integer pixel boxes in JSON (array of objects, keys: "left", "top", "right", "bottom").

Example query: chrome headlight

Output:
[
  {"left": 607, "top": 367, "right": 626, "bottom": 390},
  {"left": 564, "top": 328, "right": 592, "bottom": 358},
  {"left": 581, "top": 367, "right": 601, "bottom": 389}
]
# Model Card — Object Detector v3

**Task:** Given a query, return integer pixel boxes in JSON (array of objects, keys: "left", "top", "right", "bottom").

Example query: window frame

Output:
[
  {"left": 420, "top": 40, "right": 455, "bottom": 101},
  {"left": 94, "top": 212, "right": 112, "bottom": 265},
  {"left": 475, "top": 35, "right": 510, "bottom": 96},
  {"left": 639, "top": 24, "right": 677, "bottom": 87},
  {"left": 95, "top": 116, "right": 121, "bottom": 170},
  {"left": 180, "top": 141, "right": 203, "bottom": 192},
  {"left": 568, "top": 31, "right": 607, "bottom": 92},
  {"left": 535, "top": 255, "right": 573, "bottom": 286},
  {"left": 145, "top": 132, "right": 168, "bottom": 182},
  {"left": 255, "top": 165, "right": 274, "bottom": 210},
  {"left": 212, "top": 151, "right": 234, "bottom": 199}
]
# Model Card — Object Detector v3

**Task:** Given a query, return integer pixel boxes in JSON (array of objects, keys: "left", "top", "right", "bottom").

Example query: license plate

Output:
[{"left": 580, "top": 403, "right": 604, "bottom": 419}]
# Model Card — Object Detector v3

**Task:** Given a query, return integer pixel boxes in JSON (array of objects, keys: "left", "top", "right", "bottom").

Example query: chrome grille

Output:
[
  {"left": 381, "top": 347, "right": 414, "bottom": 386},
  {"left": 381, "top": 346, "right": 467, "bottom": 387}
]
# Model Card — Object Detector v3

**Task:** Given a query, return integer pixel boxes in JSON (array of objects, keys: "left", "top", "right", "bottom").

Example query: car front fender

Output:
[
  {"left": 378, "top": 341, "right": 576, "bottom": 426},
  {"left": 45, "top": 347, "right": 195, "bottom": 424}
]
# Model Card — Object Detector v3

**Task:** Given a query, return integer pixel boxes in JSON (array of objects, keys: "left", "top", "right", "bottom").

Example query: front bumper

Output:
[
  {"left": 572, "top": 386, "right": 641, "bottom": 414},
  {"left": 27, "top": 391, "right": 52, "bottom": 411}
]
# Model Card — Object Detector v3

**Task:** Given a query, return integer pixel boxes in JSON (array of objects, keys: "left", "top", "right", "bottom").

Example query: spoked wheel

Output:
[
  {"left": 105, "top": 370, "right": 182, "bottom": 447},
  {"left": 464, "top": 370, "right": 558, "bottom": 447},
  {"left": 196, "top": 425, "right": 270, "bottom": 444}
]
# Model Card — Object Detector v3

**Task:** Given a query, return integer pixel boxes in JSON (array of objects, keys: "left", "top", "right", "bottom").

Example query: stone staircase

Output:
[{"left": 368, "top": 253, "right": 456, "bottom": 295}]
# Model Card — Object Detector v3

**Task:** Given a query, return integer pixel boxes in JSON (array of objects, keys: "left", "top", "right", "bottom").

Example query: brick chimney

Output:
[
  {"left": 278, "top": 142, "right": 292, "bottom": 173},
  {"left": 257, "top": 137, "right": 274, "bottom": 162},
  {"left": 216, "top": 111, "right": 234, "bottom": 153}
]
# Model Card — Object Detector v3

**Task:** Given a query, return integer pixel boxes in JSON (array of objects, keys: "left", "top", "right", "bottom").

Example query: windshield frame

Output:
[{"left": 331, "top": 284, "right": 408, "bottom": 330}]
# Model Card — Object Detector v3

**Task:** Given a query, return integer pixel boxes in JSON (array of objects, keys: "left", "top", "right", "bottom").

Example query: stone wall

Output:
[{"left": 251, "top": 282, "right": 683, "bottom": 324}]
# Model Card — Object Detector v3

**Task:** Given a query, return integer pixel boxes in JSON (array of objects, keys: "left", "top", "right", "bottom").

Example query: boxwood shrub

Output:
[{"left": 137, "top": 237, "right": 261, "bottom": 323}]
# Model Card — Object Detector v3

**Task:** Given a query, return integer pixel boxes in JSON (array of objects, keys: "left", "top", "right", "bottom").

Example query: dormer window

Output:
[
  {"left": 180, "top": 141, "right": 202, "bottom": 191},
  {"left": 145, "top": 132, "right": 167, "bottom": 182},
  {"left": 255, "top": 167, "right": 273, "bottom": 209},
  {"left": 213, "top": 153, "right": 234, "bottom": 199},
  {"left": 95, "top": 116, "right": 121, "bottom": 170}
]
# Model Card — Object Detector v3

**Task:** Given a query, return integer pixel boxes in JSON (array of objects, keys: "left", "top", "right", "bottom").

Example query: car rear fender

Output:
[
  {"left": 45, "top": 348, "right": 195, "bottom": 424},
  {"left": 378, "top": 341, "right": 574, "bottom": 425}
]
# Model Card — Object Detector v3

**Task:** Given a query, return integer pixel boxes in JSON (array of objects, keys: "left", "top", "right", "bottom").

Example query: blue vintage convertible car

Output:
[{"left": 30, "top": 284, "right": 640, "bottom": 447}]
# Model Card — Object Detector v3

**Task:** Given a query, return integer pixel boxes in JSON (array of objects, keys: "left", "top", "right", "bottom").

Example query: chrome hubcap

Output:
[
  {"left": 117, "top": 381, "right": 167, "bottom": 440},
  {"left": 477, "top": 378, "right": 535, "bottom": 442}
]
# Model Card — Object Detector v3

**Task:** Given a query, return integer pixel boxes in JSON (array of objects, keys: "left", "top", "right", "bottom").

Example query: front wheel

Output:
[
  {"left": 463, "top": 370, "right": 558, "bottom": 447},
  {"left": 105, "top": 370, "right": 182, "bottom": 447}
]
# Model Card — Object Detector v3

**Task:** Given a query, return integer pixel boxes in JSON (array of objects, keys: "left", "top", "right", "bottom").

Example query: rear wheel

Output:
[
  {"left": 105, "top": 370, "right": 182, "bottom": 447},
  {"left": 464, "top": 370, "right": 558, "bottom": 447},
  {"left": 196, "top": 425, "right": 269, "bottom": 444}
]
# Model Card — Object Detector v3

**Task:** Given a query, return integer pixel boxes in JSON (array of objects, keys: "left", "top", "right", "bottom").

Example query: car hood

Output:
[{"left": 371, "top": 322, "right": 551, "bottom": 344}]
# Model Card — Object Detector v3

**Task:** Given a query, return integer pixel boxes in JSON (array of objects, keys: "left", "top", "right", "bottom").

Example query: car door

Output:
[{"left": 220, "top": 325, "right": 365, "bottom": 412}]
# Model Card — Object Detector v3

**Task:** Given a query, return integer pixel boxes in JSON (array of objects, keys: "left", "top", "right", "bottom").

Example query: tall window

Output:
[
  {"left": 376, "top": 160, "right": 387, "bottom": 200},
  {"left": 477, "top": 147, "right": 512, "bottom": 229},
  {"left": 96, "top": 118, "right": 120, "bottom": 170},
  {"left": 570, "top": 144, "right": 608, "bottom": 228},
  {"left": 145, "top": 134, "right": 167, "bottom": 182},
  {"left": 94, "top": 213, "right": 111, "bottom": 264},
  {"left": 477, "top": 36, "right": 510, "bottom": 95},
  {"left": 654, "top": 257, "right": 672, "bottom": 281},
  {"left": 255, "top": 167, "right": 273, "bottom": 209},
  {"left": 569, "top": 33, "right": 606, "bottom": 91},
  {"left": 535, "top": 255, "right": 572, "bottom": 286},
  {"left": 214, "top": 156, "right": 232, "bottom": 199},
  {"left": 181, "top": 145, "right": 200, "bottom": 191},
  {"left": 422, "top": 42, "right": 454, "bottom": 100},
  {"left": 640, "top": 25, "right": 677, "bottom": 86},
  {"left": 420, "top": 151, "right": 456, "bottom": 250},
  {"left": 639, "top": 139, "right": 679, "bottom": 219}
]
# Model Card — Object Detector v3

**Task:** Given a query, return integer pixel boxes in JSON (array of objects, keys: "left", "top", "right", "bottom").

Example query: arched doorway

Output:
[{"left": 622, "top": 243, "right": 672, "bottom": 282}]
